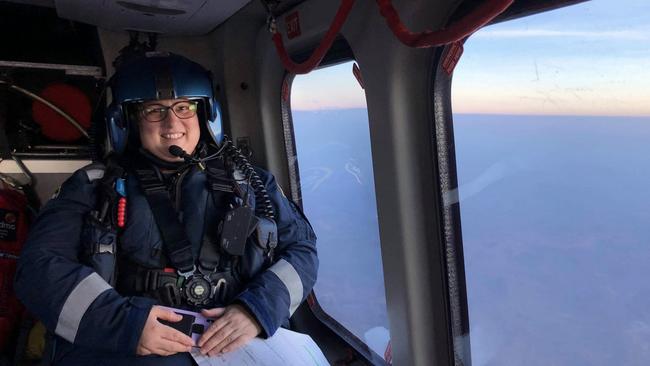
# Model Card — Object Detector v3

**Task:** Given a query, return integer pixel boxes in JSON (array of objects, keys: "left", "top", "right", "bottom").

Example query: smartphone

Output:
[{"left": 158, "top": 307, "right": 214, "bottom": 344}]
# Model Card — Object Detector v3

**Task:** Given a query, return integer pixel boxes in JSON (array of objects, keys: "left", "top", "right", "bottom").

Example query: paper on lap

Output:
[{"left": 190, "top": 327, "right": 329, "bottom": 366}]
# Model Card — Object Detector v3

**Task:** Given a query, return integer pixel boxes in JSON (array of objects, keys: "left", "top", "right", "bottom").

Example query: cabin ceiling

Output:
[
  {"left": 1, "top": 0, "right": 305, "bottom": 35},
  {"left": 56, "top": 0, "right": 253, "bottom": 35},
  {"left": 2, "top": 0, "right": 586, "bottom": 36}
]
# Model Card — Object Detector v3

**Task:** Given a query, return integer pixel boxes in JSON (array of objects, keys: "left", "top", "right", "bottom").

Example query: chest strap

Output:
[{"left": 132, "top": 157, "right": 195, "bottom": 274}]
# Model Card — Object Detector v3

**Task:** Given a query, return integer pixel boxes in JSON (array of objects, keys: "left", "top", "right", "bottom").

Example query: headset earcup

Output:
[
  {"left": 205, "top": 99, "right": 223, "bottom": 145},
  {"left": 105, "top": 104, "right": 128, "bottom": 155}
]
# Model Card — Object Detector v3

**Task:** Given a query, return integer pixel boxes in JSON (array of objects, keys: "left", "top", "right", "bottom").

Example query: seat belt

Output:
[{"left": 132, "top": 157, "right": 195, "bottom": 276}]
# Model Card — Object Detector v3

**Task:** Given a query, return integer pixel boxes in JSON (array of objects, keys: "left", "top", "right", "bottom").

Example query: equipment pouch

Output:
[
  {"left": 255, "top": 217, "right": 277, "bottom": 258},
  {"left": 82, "top": 214, "right": 117, "bottom": 285},
  {"left": 219, "top": 206, "right": 255, "bottom": 256}
]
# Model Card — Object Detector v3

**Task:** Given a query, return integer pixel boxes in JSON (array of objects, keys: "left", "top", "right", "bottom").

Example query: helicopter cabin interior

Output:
[{"left": 3, "top": 0, "right": 636, "bottom": 365}]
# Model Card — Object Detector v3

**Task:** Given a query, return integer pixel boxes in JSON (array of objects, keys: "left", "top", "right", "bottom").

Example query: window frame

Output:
[
  {"left": 280, "top": 52, "right": 390, "bottom": 365},
  {"left": 431, "top": 43, "right": 473, "bottom": 366}
]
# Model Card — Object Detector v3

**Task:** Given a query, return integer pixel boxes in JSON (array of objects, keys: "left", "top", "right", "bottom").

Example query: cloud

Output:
[{"left": 475, "top": 28, "right": 650, "bottom": 41}]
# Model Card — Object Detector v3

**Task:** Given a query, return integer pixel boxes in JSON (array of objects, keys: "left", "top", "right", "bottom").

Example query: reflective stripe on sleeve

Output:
[
  {"left": 84, "top": 168, "right": 105, "bottom": 182},
  {"left": 269, "top": 259, "right": 304, "bottom": 316},
  {"left": 55, "top": 272, "right": 111, "bottom": 342}
]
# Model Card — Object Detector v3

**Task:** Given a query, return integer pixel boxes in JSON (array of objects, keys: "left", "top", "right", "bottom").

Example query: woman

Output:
[{"left": 15, "top": 52, "right": 318, "bottom": 365}]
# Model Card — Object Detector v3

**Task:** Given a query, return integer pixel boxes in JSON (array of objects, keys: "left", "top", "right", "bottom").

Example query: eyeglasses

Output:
[{"left": 139, "top": 100, "right": 199, "bottom": 122}]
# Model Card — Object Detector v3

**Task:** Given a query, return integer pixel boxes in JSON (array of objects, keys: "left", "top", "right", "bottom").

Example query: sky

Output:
[{"left": 291, "top": 0, "right": 650, "bottom": 117}]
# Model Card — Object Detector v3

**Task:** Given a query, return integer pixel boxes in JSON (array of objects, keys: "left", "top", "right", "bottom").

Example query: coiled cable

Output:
[{"left": 221, "top": 136, "right": 276, "bottom": 220}]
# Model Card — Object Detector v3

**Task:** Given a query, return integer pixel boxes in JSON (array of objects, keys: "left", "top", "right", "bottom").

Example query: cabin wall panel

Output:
[
  {"left": 255, "top": 26, "right": 292, "bottom": 190},
  {"left": 267, "top": 0, "right": 463, "bottom": 364},
  {"left": 212, "top": 6, "right": 279, "bottom": 172}
]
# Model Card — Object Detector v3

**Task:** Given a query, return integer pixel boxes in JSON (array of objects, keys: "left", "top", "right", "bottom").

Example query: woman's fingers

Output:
[
  {"left": 221, "top": 334, "right": 250, "bottom": 354},
  {"left": 136, "top": 306, "right": 195, "bottom": 356},
  {"left": 154, "top": 307, "right": 184, "bottom": 322},
  {"left": 156, "top": 337, "right": 193, "bottom": 355},
  {"left": 139, "top": 305, "right": 261, "bottom": 356},
  {"left": 207, "top": 330, "right": 246, "bottom": 356},
  {"left": 160, "top": 325, "right": 195, "bottom": 347},
  {"left": 201, "top": 307, "right": 226, "bottom": 318},
  {"left": 199, "top": 305, "right": 262, "bottom": 355},
  {"left": 201, "top": 326, "right": 237, "bottom": 355},
  {"left": 198, "top": 310, "right": 230, "bottom": 347}
]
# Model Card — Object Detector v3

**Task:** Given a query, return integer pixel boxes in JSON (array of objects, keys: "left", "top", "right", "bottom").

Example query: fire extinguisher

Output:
[{"left": 0, "top": 183, "right": 29, "bottom": 353}]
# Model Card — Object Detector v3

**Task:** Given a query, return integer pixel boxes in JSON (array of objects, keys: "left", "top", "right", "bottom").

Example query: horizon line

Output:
[{"left": 292, "top": 108, "right": 650, "bottom": 118}]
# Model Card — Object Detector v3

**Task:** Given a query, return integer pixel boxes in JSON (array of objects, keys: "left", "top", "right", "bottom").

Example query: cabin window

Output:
[
  {"left": 287, "top": 61, "right": 390, "bottom": 358},
  {"left": 451, "top": 1, "right": 650, "bottom": 365}
]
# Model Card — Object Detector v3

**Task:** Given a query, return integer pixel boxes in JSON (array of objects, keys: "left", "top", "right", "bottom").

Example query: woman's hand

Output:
[
  {"left": 198, "top": 304, "right": 262, "bottom": 356},
  {"left": 136, "top": 305, "right": 195, "bottom": 356}
]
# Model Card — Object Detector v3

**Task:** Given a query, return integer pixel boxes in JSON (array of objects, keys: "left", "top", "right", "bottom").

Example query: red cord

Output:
[
  {"left": 272, "top": 0, "right": 356, "bottom": 74},
  {"left": 271, "top": 0, "right": 512, "bottom": 73},
  {"left": 376, "top": 0, "right": 514, "bottom": 48}
]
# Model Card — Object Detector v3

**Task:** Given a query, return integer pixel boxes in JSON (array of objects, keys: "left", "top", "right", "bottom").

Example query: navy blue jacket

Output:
[{"left": 15, "top": 161, "right": 318, "bottom": 365}]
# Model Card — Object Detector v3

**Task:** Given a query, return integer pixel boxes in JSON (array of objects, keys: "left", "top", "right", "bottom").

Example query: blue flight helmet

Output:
[{"left": 105, "top": 52, "right": 223, "bottom": 155}]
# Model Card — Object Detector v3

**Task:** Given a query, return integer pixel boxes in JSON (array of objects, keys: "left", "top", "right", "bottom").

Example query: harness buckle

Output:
[
  {"left": 182, "top": 271, "right": 214, "bottom": 307},
  {"left": 177, "top": 265, "right": 197, "bottom": 280}
]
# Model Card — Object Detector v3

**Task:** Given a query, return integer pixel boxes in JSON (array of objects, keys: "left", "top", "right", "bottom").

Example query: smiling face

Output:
[{"left": 137, "top": 98, "right": 201, "bottom": 162}]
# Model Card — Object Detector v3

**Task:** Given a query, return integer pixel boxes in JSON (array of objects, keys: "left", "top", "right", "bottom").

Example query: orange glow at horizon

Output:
[{"left": 452, "top": 84, "right": 650, "bottom": 117}]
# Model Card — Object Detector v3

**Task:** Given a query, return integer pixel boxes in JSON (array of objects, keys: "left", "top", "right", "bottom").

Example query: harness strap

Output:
[
  {"left": 124, "top": 149, "right": 274, "bottom": 307},
  {"left": 118, "top": 263, "right": 183, "bottom": 306},
  {"left": 118, "top": 261, "right": 240, "bottom": 307},
  {"left": 200, "top": 157, "right": 237, "bottom": 270},
  {"left": 199, "top": 190, "right": 221, "bottom": 271},
  {"left": 132, "top": 157, "right": 195, "bottom": 273}
]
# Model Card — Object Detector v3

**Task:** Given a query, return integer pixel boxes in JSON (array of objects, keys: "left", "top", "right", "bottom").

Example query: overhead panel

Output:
[{"left": 54, "top": 0, "right": 252, "bottom": 35}]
